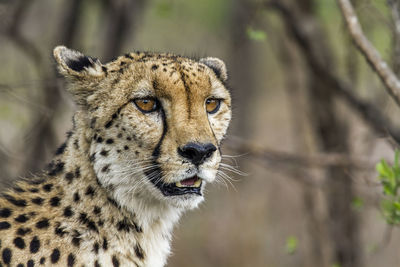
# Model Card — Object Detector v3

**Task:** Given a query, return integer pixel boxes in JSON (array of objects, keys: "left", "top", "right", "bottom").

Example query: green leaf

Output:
[
  {"left": 246, "top": 27, "right": 267, "bottom": 42},
  {"left": 285, "top": 236, "right": 298, "bottom": 255},
  {"left": 376, "top": 160, "right": 393, "bottom": 179},
  {"left": 383, "top": 183, "right": 395, "bottom": 196},
  {"left": 377, "top": 151, "right": 400, "bottom": 226},
  {"left": 393, "top": 201, "right": 400, "bottom": 209},
  {"left": 381, "top": 199, "right": 400, "bottom": 224}
]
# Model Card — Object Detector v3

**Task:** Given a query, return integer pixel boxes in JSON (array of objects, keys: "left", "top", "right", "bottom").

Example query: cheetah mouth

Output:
[
  {"left": 160, "top": 175, "right": 202, "bottom": 196},
  {"left": 149, "top": 172, "right": 203, "bottom": 196}
]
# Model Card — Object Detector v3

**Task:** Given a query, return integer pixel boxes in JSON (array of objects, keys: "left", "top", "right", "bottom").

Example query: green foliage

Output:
[
  {"left": 285, "top": 236, "right": 298, "bottom": 255},
  {"left": 376, "top": 150, "right": 400, "bottom": 225},
  {"left": 246, "top": 27, "right": 267, "bottom": 42}
]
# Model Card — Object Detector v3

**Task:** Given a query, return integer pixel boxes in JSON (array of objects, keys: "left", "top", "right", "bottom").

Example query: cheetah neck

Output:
[{"left": 47, "top": 115, "right": 183, "bottom": 266}]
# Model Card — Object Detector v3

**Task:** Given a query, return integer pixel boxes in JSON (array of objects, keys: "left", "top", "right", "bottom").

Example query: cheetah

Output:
[{"left": 0, "top": 46, "right": 231, "bottom": 266}]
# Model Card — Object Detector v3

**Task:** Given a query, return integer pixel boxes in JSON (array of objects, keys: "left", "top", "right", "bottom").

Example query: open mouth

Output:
[
  {"left": 175, "top": 176, "right": 202, "bottom": 188},
  {"left": 150, "top": 174, "right": 203, "bottom": 196}
]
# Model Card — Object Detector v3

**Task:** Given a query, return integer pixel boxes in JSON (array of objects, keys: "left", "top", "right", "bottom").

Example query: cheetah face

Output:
[{"left": 54, "top": 47, "right": 231, "bottom": 210}]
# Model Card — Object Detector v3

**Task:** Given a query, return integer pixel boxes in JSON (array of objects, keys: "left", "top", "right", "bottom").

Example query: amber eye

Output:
[
  {"left": 133, "top": 98, "right": 159, "bottom": 113},
  {"left": 205, "top": 98, "right": 221, "bottom": 114}
]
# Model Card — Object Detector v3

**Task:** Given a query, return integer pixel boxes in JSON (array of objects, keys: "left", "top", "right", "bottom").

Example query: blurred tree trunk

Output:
[
  {"left": 309, "top": 73, "right": 359, "bottom": 267},
  {"left": 227, "top": 0, "right": 255, "bottom": 138},
  {"left": 100, "top": 0, "right": 146, "bottom": 62},
  {"left": 22, "top": 0, "right": 84, "bottom": 176},
  {"left": 0, "top": 147, "right": 10, "bottom": 187},
  {"left": 268, "top": 0, "right": 362, "bottom": 266},
  {"left": 388, "top": 0, "right": 400, "bottom": 76},
  {"left": 276, "top": 34, "right": 327, "bottom": 266},
  {"left": 293, "top": 1, "right": 362, "bottom": 266},
  {"left": 61, "top": 0, "right": 84, "bottom": 48}
]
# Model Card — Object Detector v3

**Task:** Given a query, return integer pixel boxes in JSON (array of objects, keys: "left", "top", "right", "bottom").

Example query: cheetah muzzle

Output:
[
  {"left": 149, "top": 142, "right": 218, "bottom": 196},
  {"left": 0, "top": 46, "right": 231, "bottom": 267}
]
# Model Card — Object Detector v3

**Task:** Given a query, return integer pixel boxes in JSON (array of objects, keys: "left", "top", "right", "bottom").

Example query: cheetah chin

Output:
[{"left": 0, "top": 46, "right": 231, "bottom": 267}]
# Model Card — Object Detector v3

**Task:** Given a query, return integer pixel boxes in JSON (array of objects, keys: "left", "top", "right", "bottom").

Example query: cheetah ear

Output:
[
  {"left": 53, "top": 46, "right": 104, "bottom": 79},
  {"left": 199, "top": 57, "right": 228, "bottom": 82},
  {"left": 54, "top": 46, "right": 106, "bottom": 106}
]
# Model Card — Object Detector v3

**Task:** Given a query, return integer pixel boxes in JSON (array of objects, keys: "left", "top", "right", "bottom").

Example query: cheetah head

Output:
[{"left": 54, "top": 46, "right": 231, "bottom": 211}]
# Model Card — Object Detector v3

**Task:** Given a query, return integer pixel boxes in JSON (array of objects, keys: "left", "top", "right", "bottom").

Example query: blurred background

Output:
[{"left": 1, "top": 0, "right": 400, "bottom": 266}]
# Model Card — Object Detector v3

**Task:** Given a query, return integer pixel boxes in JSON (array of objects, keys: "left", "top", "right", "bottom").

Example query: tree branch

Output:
[
  {"left": 337, "top": 0, "right": 400, "bottom": 107},
  {"left": 224, "top": 136, "right": 375, "bottom": 170},
  {"left": 266, "top": 0, "right": 400, "bottom": 144}
]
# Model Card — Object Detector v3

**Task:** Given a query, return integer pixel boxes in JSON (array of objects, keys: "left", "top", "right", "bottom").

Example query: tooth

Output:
[
  {"left": 176, "top": 181, "right": 184, "bottom": 188},
  {"left": 194, "top": 179, "right": 202, "bottom": 187}
]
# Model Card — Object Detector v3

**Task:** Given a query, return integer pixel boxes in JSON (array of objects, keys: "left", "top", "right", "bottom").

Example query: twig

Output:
[
  {"left": 337, "top": 0, "right": 400, "bottom": 107},
  {"left": 224, "top": 136, "right": 375, "bottom": 170}
]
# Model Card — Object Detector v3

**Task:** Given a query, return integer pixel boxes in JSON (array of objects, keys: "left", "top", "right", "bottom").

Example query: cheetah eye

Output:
[
  {"left": 133, "top": 98, "right": 159, "bottom": 113},
  {"left": 205, "top": 98, "right": 221, "bottom": 114}
]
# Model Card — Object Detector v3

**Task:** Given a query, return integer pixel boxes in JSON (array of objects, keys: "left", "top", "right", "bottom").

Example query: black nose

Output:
[{"left": 178, "top": 142, "right": 217, "bottom": 165}]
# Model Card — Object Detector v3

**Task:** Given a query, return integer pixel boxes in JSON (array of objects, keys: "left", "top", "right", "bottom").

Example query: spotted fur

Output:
[{"left": 0, "top": 46, "right": 231, "bottom": 266}]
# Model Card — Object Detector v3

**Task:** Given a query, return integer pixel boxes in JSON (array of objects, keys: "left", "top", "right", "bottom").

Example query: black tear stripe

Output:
[
  {"left": 151, "top": 109, "right": 168, "bottom": 158},
  {"left": 145, "top": 108, "right": 168, "bottom": 187}
]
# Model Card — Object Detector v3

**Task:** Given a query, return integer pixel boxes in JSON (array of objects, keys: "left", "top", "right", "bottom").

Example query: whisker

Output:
[
  {"left": 219, "top": 162, "right": 247, "bottom": 176},
  {"left": 217, "top": 170, "right": 238, "bottom": 192},
  {"left": 215, "top": 174, "right": 229, "bottom": 189}
]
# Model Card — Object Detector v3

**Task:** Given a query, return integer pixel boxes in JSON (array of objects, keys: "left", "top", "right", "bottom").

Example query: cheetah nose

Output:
[{"left": 178, "top": 142, "right": 217, "bottom": 166}]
